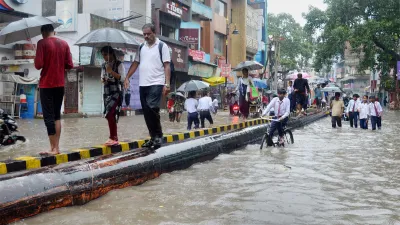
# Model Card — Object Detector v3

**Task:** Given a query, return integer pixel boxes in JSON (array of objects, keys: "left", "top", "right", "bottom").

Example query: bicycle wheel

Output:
[
  {"left": 260, "top": 133, "right": 267, "bottom": 149},
  {"left": 285, "top": 129, "right": 294, "bottom": 144}
]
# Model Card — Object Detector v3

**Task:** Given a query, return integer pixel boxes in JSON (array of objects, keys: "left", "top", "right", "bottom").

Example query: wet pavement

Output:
[
  {"left": 12, "top": 110, "right": 400, "bottom": 225},
  {"left": 0, "top": 111, "right": 236, "bottom": 160}
]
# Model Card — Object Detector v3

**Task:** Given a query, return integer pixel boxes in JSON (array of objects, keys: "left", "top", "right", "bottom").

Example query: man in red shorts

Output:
[{"left": 35, "top": 24, "right": 73, "bottom": 155}]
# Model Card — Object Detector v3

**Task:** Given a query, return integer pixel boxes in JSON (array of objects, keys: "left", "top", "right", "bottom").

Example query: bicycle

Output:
[{"left": 260, "top": 118, "right": 294, "bottom": 149}]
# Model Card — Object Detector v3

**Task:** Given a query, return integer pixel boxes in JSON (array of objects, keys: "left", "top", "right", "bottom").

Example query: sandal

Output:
[{"left": 105, "top": 139, "right": 119, "bottom": 146}]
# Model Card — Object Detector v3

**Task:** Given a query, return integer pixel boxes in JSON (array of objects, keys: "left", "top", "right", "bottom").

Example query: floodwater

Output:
[
  {"left": 0, "top": 111, "right": 235, "bottom": 159},
  {"left": 13, "top": 110, "right": 400, "bottom": 225}
]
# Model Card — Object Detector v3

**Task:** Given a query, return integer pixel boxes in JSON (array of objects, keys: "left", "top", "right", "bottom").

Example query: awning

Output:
[
  {"left": 340, "top": 76, "right": 356, "bottom": 82},
  {"left": 1, "top": 74, "right": 38, "bottom": 84},
  {"left": 202, "top": 76, "right": 226, "bottom": 86}
]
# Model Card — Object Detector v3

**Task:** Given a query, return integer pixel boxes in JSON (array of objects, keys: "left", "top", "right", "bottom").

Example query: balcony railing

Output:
[
  {"left": 246, "top": 36, "right": 258, "bottom": 52},
  {"left": 192, "top": 0, "right": 213, "bottom": 20}
]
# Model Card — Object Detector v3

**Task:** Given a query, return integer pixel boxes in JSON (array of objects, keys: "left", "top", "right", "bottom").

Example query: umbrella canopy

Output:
[
  {"left": 75, "top": 28, "right": 141, "bottom": 48},
  {"left": 168, "top": 92, "right": 186, "bottom": 99},
  {"left": 287, "top": 72, "right": 312, "bottom": 80},
  {"left": 202, "top": 76, "right": 226, "bottom": 86},
  {"left": 177, "top": 80, "right": 209, "bottom": 92},
  {"left": 0, "top": 16, "right": 61, "bottom": 45},
  {"left": 321, "top": 86, "right": 342, "bottom": 93},
  {"left": 252, "top": 78, "right": 268, "bottom": 89},
  {"left": 233, "top": 61, "right": 263, "bottom": 71}
]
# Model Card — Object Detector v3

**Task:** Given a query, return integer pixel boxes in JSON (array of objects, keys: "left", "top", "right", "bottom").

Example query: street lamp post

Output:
[{"left": 225, "top": 21, "right": 239, "bottom": 87}]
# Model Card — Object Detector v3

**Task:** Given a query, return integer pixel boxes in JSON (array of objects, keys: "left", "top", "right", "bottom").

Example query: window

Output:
[
  {"left": 161, "top": 24, "right": 176, "bottom": 39},
  {"left": 214, "top": 32, "right": 224, "bottom": 54},
  {"left": 214, "top": 0, "right": 226, "bottom": 17}
]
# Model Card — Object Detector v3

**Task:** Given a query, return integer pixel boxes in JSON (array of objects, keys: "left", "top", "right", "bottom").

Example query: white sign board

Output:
[{"left": 56, "top": 0, "right": 77, "bottom": 32}]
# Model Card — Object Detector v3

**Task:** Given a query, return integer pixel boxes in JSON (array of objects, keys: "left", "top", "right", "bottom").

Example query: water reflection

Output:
[{"left": 13, "top": 111, "right": 400, "bottom": 225}]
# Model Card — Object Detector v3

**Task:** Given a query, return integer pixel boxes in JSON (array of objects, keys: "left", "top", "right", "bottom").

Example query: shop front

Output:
[{"left": 159, "top": 37, "right": 189, "bottom": 92}]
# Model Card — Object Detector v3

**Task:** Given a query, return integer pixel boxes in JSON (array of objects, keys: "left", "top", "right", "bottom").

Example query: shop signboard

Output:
[
  {"left": 0, "top": 0, "right": 42, "bottom": 15},
  {"left": 179, "top": 28, "right": 199, "bottom": 49},
  {"left": 247, "top": 0, "right": 265, "bottom": 4},
  {"left": 188, "top": 62, "right": 216, "bottom": 78},
  {"left": 160, "top": 0, "right": 190, "bottom": 21},
  {"left": 220, "top": 63, "right": 231, "bottom": 77},
  {"left": 397, "top": 61, "right": 400, "bottom": 80},
  {"left": 167, "top": 42, "right": 188, "bottom": 72},
  {"left": 189, "top": 49, "right": 205, "bottom": 62}
]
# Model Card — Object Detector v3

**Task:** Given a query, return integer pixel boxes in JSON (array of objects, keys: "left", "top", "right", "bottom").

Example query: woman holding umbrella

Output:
[
  {"left": 235, "top": 68, "right": 254, "bottom": 120},
  {"left": 100, "top": 46, "right": 125, "bottom": 146},
  {"left": 174, "top": 92, "right": 185, "bottom": 123}
]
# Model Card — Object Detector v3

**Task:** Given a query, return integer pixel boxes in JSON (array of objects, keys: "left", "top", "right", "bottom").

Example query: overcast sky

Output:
[{"left": 268, "top": 0, "right": 327, "bottom": 26}]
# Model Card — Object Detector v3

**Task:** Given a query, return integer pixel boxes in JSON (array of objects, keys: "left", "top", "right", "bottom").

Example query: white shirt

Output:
[
  {"left": 262, "top": 97, "right": 291, "bottom": 119},
  {"left": 346, "top": 99, "right": 360, "bottom": 113},
  {"left": 358, "top": 102, "right": 369, "bottom": 119},
  {"left": 198, "top": 96, "right": 213, "bottom": 110},
  {"left": 134, "top": 38, "right": 171, "bottom": 87},
  {"left": 287, "top": 86, "right": 293, "bottom": 95},
  {"left": 369, "top": 101, "right": 383, "bottom": 117},
  {"left": 212, "top": 99, "right": 218, "bottom": 107},
  {"left": 235, "top": 77, "right": 253, "bottom": 94},
  {"left": 185, "top": 98, "right": 198, "bottom": 113}
]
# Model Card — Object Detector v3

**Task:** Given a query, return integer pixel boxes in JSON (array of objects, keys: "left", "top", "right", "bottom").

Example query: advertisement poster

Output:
[
  {"left": 56, "top": 0, "right": 77, "bottom": 32},
  {"left": 220, "top": 63, "right": 231, "bottom": 77},
  {"left": 124, "top": 62, "right": 141, "bottom": 110},
  {"left": 397, "top": 61, "right": 400, "bottom": 80}
]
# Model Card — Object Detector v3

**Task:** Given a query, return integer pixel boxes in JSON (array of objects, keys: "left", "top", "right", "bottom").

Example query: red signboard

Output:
[
  {"left": 189, "top": 49, "right": 205, "bottom": 62},
  {"left": 220, "top": 63, "right": 231, "bottom": 77},
  {"left": 217, "top": 57, "right": 226, "bottom": 68},
  {"left": 179, "top": 28, "right": 199, "bottom": 50}
]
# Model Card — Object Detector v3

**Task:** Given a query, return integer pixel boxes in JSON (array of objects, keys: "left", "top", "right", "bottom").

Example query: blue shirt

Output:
[{"left": 314, "top": 88, "right": 321, "bottom": 98}]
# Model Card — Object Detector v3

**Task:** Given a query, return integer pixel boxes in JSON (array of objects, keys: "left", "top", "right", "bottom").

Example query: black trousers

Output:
[
  {"left": 139, "top": 85, "right": 163, "bottom": 138},
  {"left": 199, "top": 110, "right": 213, "bottom": 128},
  {"left": 40, "top": 87, "right": 64, "bottom": 135},
  {"left": 187, "top": 112, "right": 199, "bottom": 130},
  {"left": 371, "top": 116, "right": 382, "bottom": 130},
  {"left": 349, "top": 112, "right": 359, "bottom": 128},
  {"left": 331, "top": 116, "right": 342, "bottom": 128}
]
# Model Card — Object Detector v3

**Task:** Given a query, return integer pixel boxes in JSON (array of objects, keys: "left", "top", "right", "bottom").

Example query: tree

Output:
[
  {"left": 304, "top": 0, "right": 400, "bottom": 77},
  {"left": 268, "top": 13, "right": 313, "bottom": 71}
]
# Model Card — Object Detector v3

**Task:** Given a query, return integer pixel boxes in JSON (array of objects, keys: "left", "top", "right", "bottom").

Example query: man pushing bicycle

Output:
[{"left": 262, "top": 89, "right": 291, "bottom": 145}]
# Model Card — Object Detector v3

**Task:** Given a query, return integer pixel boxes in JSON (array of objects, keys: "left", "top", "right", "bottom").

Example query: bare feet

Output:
[{"left": 39, "top": 149, "right": 60, "bottom": 156}]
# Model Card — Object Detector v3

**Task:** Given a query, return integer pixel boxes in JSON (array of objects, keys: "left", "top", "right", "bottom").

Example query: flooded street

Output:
[
  {"left": 13, "top": 111, "right": 400, "bottom": 225},
  {"left": 0, "top": 112, "right": 234, "bottom": 159}
]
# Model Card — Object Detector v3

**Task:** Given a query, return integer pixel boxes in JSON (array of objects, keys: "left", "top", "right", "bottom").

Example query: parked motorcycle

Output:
[
  {"left": 0, "top": 109, "right": 26, "bottom": 146},
  {"left": 232, "top": 102, "right": 241, "bottom": 116}
]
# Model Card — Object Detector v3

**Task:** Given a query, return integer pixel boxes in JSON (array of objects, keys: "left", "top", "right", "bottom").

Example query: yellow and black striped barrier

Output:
[{"left": 0, "top": 118, "right": 268, "bottom": 175}]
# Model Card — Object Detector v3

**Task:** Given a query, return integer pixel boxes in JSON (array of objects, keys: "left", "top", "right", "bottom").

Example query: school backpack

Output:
[{"left": 139, "top": 41, "right": 175, "bottom": 73}]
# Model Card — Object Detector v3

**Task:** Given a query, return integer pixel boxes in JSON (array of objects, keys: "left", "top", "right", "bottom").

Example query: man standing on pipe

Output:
[
  {"left": 124, "top": 23, "right": 171, "bottom": 149},
  {"left": 35, "top": 24, "right": 73, "bottom": 155}
]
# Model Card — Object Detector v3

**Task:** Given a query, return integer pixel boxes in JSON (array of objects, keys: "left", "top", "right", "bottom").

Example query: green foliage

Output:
[
  {"left": 380, "top": 75, "right": 395, "bottom": 91},
  {"left": 304, "top": 0, "right": 400, "bottom": 75},
  {"left": 268, "top": 13, "right": 313, "bottom": 70}
]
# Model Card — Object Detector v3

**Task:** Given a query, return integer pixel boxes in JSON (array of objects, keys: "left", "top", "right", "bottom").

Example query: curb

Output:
[{"left": 0, "top": 118, "right": 268, "bottom": 175}]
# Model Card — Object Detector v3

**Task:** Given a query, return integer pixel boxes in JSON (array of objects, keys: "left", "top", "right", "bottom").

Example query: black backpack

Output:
[{"left": 139, "top": 41, "right": 174, "bottom": 73}]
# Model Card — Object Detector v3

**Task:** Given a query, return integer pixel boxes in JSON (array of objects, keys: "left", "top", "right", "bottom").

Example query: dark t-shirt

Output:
[{"left": 293, "top": 78, "right": 310, "bottom": 94}]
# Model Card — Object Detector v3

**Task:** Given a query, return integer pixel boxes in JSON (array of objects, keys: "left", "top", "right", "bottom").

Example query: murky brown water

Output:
[
  {"left": 13, "top": 111, "right": 400, "bottom": 225},
  {"left": 0, "top": 112, "right": 234, "bottom": 159}
]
